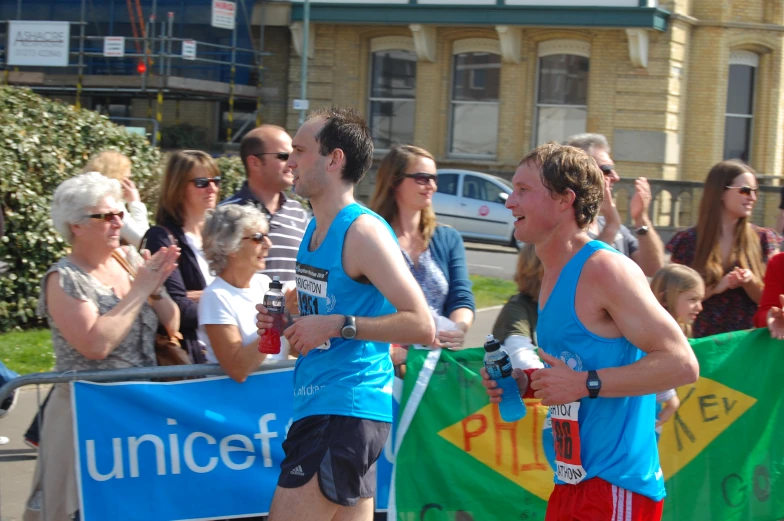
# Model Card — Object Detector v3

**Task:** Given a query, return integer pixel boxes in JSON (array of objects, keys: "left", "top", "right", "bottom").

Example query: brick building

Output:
[{"left": 262, "top": 0, "right": 784, "bottom": 187}]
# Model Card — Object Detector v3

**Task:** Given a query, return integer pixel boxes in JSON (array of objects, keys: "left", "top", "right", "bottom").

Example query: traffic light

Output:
[{"left": 137, "top": 61, "right": 147, "bottom": 75}]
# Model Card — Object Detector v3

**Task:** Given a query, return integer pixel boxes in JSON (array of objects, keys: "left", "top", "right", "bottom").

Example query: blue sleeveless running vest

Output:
[
  {"left": 537, "top": 240, "right": 665, "bottom": 501},
  {"left": 292, "top": 203, "right": 396, "bottom": 423}
]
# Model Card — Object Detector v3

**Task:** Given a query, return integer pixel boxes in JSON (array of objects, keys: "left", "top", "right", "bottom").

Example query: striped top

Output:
[{"left": 221, "top": 182, "right": 309, "bottom": 283}]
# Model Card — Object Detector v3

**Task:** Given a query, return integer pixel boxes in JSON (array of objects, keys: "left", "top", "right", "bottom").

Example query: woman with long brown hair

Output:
[
  {"left": 370, "top": 145, "right": 474, "bottom": 351},
  {"left": 667, "top": 160, "right": 778, "bottom": 337},
  {"left": 142, "top": 150, "right": 221, "bottom": 363}
]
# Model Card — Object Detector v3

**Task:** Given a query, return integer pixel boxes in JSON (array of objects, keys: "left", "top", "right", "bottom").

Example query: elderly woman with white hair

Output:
[
  {"left": 198, "top": 204, "right": 289, "bottom": 383},
  {"left": 24, "top": 172, "right": 180, "bottom": 521}
]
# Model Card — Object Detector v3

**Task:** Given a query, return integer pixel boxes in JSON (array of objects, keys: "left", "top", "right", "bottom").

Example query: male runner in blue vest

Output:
[
  {"left": 483, "top": 143, "right": 699, "bottom": 520},
  {"left": 256, "top": 107, "right": 435, "bottom": 521}
]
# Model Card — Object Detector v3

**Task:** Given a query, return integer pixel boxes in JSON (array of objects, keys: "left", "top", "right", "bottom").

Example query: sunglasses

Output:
[
  {"left": 86, "top": 211, "right": 124, "bottom": 222},
  {"left": 242, "top": 232, "right": 268, "bottom": 244},
  {"left": 403, "top": 173, "right": 438, "bottom": 186},
  {"left": 253, "top": 152, "right": 290, "bottom": 162},
  {"left": 725, "top": 185, "right": 758, "bottom": 196},
  {"left": 190, "top": 177, "right": 221, "bottom": 189},
  {"left": 599, "top": 164, "right": 616, "bottom": 175}
]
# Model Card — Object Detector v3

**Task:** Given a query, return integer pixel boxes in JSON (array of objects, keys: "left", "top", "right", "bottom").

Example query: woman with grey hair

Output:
[
  {"left": 24, "top": 172, "right": 180, "bottom": 521},
  {"left": 198, "top": 204, "right": 285, "bottom": 383}
]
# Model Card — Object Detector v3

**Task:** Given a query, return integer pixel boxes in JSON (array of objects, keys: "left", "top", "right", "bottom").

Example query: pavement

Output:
[{"left": 0, "top": 308, "right": 504, "bottom": 521}]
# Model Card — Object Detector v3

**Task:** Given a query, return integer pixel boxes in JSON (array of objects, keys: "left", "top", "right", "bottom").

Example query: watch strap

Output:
[{"left": 587, "top": 369, "right": 601, "bottom": 399}]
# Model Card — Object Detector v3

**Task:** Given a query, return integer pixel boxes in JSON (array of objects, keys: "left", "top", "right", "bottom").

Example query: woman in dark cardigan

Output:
[{"left": 143, "top": 150, "right": 221, "bottom": 363}]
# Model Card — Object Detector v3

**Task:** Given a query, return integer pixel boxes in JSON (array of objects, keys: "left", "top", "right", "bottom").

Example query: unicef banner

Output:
[{"left": 71, "top": 368, "right": 394, "bottom": 521}]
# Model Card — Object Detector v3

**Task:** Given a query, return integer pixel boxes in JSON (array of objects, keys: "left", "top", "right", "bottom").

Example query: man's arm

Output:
[
  {"left": 283, "top": 215, "right": 436, "bottom": 354},
  {"left": 596, "top": 177, "right": 621, "bottom": 245},
  {"left": 629, "top": 224, "right": 664, "bottom": 277},
  {"left": 629, "top": 178, "right": 664, "bottom": 276},
  {"left": 530, "top": 253, "right": 699, "bottom": 405},
  {"left": 591, "top": 255, "right": 698, "bottom": 396}
]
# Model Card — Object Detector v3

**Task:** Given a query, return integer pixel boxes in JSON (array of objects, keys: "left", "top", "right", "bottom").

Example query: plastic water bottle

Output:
[
  {"left": 483, "top": 334, "right": 527, "bottom": 422},
  {"left": 259, "top": 277, "right": 284, "bottom": 354}
]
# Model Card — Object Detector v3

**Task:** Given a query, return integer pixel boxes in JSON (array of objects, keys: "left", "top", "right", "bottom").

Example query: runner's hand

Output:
[
  {"left": 480, "top": 367, "right": 529, "bottom": 404},
  {"left": 284, "top": 314, "right": 343, "bottom": 356},
  {"left": 531, "top": 351, "right": 587, "bottom": 406},
  {"left": 432, "top": 328, "right": 465, "bottom": 349}
]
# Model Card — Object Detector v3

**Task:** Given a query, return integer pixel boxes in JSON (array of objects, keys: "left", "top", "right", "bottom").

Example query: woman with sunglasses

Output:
[
  {"left": 142, "top": 150, "right": 221, "bottom": 363},
  {"left": 198, "top": 204, "right": 286, "bottom": 382},
  {"left": 24, "top": 172, "right": 179, "bottom": 521},
  {"left": 668, "top": 160, "right": 779, "bottom": 337},
  {"left": 370, "top": 145, "right": 475, "bottom": 359}
]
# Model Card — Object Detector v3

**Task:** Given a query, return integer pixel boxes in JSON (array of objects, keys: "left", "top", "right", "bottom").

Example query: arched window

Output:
[
  {"left": 535, "top": 39, "right": 590, "bottom": 145},
  {"left": 724, "top": 50, "right": 759, "bottom": 162},
  {"left": 450, "top": 38, "right": 501, "bottom": 157},
  {"left": 368, "top": 37, "right": 417, "bottom": 150}
]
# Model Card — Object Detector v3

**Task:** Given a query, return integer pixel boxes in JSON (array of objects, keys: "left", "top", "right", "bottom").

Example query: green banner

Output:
[{"left": 394, "top": 328, "right": 784, "bottom": 521}]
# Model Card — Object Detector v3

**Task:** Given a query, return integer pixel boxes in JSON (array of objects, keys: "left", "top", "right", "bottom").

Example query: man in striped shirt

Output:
[{"left": 221, "top": 125, "right": 308, "bottom": 284}]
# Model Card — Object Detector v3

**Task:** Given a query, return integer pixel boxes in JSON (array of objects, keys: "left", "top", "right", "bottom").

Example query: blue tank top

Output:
[
  {"left": 537, "top": 240, "right": 664, "bottom": 501},
  {"left": 292, "top": 203, "right": 396, "bottom": 423}
]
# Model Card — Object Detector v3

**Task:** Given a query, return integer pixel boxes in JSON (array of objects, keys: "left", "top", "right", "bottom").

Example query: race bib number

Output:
[
  {"left": 550, "top": 401, "right": 586, "bottom": 484},
  {"left": 296, "top": 263, "right": 328, "bottom": 317}
]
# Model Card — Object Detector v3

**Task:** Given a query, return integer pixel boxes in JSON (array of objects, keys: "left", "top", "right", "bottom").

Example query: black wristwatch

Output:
[
  {"left": 586, "top": 370, "right": 602, "bottom": 399},
  {"left": 340, "top": 315, "right": 357, "bottom": 340},
  {"left": 635, "top": 225, "right": 650, "bottom": 236}
]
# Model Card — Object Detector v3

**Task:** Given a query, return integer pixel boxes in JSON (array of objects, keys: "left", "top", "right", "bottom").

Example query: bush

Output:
[
  {"left": 0, "top": 87, "right": 306, "bottom": 332},
  {"left": 0, "top": 87, "right": 164, "bottom": 331}
]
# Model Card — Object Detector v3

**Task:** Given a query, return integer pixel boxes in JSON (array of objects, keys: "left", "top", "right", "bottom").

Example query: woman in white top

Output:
[
  {"left": 199, "top": 204, "right": 288, "bottom": 382},
  {"left": 84, "top": 150, "right": 150, "bottom": 248}
]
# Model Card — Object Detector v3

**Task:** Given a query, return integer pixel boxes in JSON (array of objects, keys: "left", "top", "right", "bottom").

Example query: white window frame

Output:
[
  {"left": 723, "top": 50, "right": 759, "bottom": 161},
  {"left": 367, "top": 36, "right": 417, "bottom": 153},
  {"left": 533, "top": 39, "right": 591, "bottom": 147},
  {"left": 449, "top": 38, "right": 502, "bottom": 159}
]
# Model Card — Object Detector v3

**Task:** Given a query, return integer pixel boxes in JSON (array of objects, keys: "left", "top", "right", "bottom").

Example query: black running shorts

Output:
[{"left": 277, "top": 414, "right": 391, "bottom": 506}]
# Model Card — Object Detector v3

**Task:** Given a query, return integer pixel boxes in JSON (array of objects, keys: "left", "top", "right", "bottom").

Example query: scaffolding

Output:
[{"left": 1, "top": 0, "right": 270, "bottom": 144}]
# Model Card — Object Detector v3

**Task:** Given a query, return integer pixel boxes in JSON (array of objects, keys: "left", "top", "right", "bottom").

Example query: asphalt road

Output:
[{"left": 464, "top": 242, "right": 518, "bottom": 280}]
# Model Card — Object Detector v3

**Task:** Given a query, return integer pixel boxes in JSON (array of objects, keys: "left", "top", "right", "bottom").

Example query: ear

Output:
[
  {"left": 557, "top": 188, "right": 577, "bottom": 211},
  {"left": 327, "top": 148, "right": 346, "bottom": 174}
]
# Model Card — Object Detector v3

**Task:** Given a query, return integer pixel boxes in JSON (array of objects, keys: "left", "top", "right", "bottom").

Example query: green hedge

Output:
[{"left": 0, "top": 87, "right": 250, "bottom": 332}]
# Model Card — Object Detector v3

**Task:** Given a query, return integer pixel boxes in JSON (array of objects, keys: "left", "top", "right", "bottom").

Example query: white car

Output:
[{"left": 432, "top": 169, "right": 520, "bottom": 248}]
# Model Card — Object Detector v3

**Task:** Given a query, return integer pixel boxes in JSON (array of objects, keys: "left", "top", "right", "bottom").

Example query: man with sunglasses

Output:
[
  {"left": 222, "top": 125, "right": 307, "bottom": 286},
  {"left": 566, "top": 133, "right": 664, "bottom": 277}
]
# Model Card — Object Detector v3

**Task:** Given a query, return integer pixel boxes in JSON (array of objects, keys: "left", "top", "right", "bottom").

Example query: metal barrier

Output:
[{"left": 0, "top": 361, "right": 296, "bottom": 405}]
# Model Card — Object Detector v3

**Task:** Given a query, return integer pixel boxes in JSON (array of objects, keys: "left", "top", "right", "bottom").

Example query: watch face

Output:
[
  {"left": 587, "top": 380, "right": 600, "bottom": 390},
  {"left": 342, "top": 326, "right": 356, "bottom": 339}
]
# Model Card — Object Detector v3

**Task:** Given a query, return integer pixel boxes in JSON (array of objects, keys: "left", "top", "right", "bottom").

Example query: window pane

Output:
[
  {"left": 726, "top": 64, "right": 755, "bottom": 115},
  {"left": 464, "top": 178, "right": 504, "bottom": 203},
  {"left": 451, "top": 103, "right": 499, "bottom": 156},
  {"left": 371, "top": 50, "right": 417, "bottom": 99},
  {"left": 723, "top": 116, "right": 752, "bottom": 162},
  {"left": 452, "top": 53, "right": 501, "bottom": 101},
  {"left": 536, "top": 106, "right": 587, "bottom": 145},
  {"left": 369, "top": 100, "right": 415, "bottom": 150},
  {"left": 537, "top": 54, "right": 589, "bottom": 106},
  {"left": 437, "top": 174, "right": 458, "bottom": 196}
]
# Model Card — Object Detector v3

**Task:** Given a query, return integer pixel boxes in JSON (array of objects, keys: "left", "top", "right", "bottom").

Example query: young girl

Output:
[{"left": 649, "top": 264, "right": 706, "bottom": 436}]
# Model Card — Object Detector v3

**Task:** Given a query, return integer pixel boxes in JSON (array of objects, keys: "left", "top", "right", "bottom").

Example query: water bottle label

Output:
[
  {"left": 264, "top": 295, "right": 284, "bottom": 313},
  {"left": 550, "top": 401, "right": 586, "bottom": 485},
  {"left": 486, "top": 358, "right": 513, "bottom": 380}
]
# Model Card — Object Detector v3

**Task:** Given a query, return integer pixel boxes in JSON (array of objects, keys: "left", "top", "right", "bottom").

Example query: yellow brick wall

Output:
[{"left": 280, "top": 0, "right": 784, "bottom": 186}]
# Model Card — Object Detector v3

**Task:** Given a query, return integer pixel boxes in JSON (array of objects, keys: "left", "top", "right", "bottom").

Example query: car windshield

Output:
[{"left": 495, "top": 176, "right": 513, "bottom": 190}]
